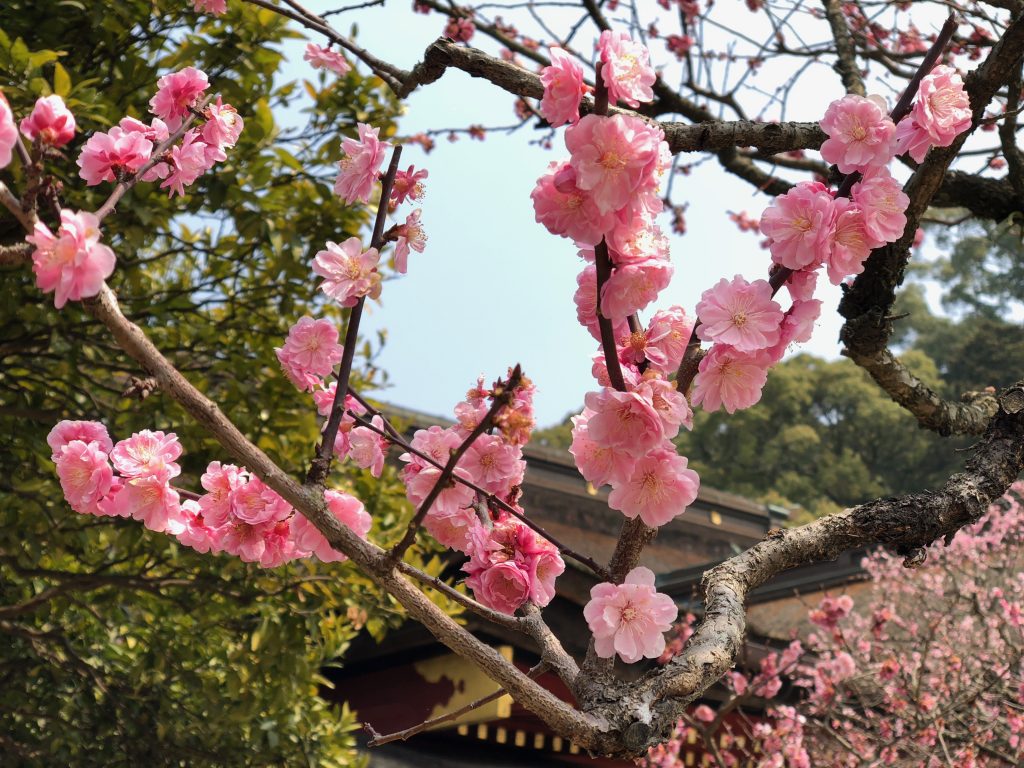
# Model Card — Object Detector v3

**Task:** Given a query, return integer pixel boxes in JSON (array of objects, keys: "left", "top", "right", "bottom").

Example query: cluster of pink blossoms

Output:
[
  {"left": 0, "top": 92, "right": 18, "bottom": 168},
  {"left": 694, "top": 69, "right": 972, "bottom": 415},
  {"left": 19, "top": 94, "right": 77, "bottom": 148},
  {"left": 48, "top": 419, "right": 371, "bottom": 568},
  {"left": 397, "top": 371, "right": 564, "bottom": 615},
  {"left": 77, "top": 67, "right": 242, "bottom": 197}
]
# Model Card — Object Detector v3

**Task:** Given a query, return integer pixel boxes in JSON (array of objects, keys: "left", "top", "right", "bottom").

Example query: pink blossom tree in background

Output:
[
  {"left": 648, "top": 483, "right": 1024, "bottom": 767},
  {"left": 3, "top": 0, "right": 1024, "bottom": 761}
]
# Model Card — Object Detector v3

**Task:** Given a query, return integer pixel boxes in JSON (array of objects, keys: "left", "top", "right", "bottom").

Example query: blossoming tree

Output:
[{"left": 3, "top": 0, "right": 1024, "bottom": 761}]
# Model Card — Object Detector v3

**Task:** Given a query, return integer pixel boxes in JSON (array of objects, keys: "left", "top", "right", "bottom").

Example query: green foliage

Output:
[{"left": 0, "top": 2, "right": 449, "bottom": 765}]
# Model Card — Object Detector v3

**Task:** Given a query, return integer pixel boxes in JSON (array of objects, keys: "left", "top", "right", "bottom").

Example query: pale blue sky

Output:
[{"left": 268, "top": 3, "right": 962, "bottom": 426}]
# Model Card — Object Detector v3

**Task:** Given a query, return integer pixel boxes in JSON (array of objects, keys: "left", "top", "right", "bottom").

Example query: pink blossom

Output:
[
  {"left": 159, "top": 129, "right": 212, "bottom": 197},
  {"left": 173, "top": 499, "right": 223, "bottom": 554},
  {"left": 334, "top": 123, "right": 390, "bottom": 204},
  {"left": 312, "top": 237, "right": 382, "bottom": 307},
  {"left": 691, "top": 345, "right": 772, "bottom": 414},
  {"left": 693, "top": 705, "right": 717, "bottom": 723},
  {"left": 644, "top": 306, "right": 694, "bottom": 375},
  {"left": 827, "top": 198, "right": 880, "bottom": 284},
  {"left": 200, "top": 97, "right": 243, "bottom": 162},
  {"left": 77, "top": 126, "right": 153, "bottom": 185},
  {"left": 525, "top": 547, "right": 565, "bottom": 606},
  {"left": 597, "top": 30, "right": 656, "bottom": 108},
  {"left": 852, "top": 169, "right": 909, "bottom": 244},
  {"left": 638, "top": 376, "right": 693, "bottom": 435},
  {"left": 575, "top": 265, "right": 626, "bottom": 341},
  {"left": 584, "top": 566, "right": 678, "bottom": 663},
  {"left": 569, "top": 410, "right": 637, "bottom": 488},
  {"left": 0, "top": 92, "right": 17, "bottom": 168},
  {"left": 55, "top": 439, "right": 114, "bottom": 515},
  {"left": 760, "top": 181, "right": 836, "bottom": 270},
  {"left": 895, "top": 65, "right": 972, "bottom": 162},
  {"left": 198, "top": 461, "right": 248, "bottom": 527},
  {"left": 47, "top": 420, "right": 113, "bottom": 461},
  {"left": 601, "top": 259, "right": 673, "bottom": 321},
  {"left": 532, "top": 162, "right": 615, "bottom": 246},
  {"left": 390, "top": 165, "right": 428, "bottom": 204},
  {"left": 275, "top": 316, "right": 344, "bottom": 391},
  {"left": 444, "top": 16, "right": 475, "bottom": 43},
  {"left": 819, "top": 94, "right": 897, "bottom": 173},
  {"left": 566, "top": 114, "right": 665, "bottom": 215},
  {"left": 100, "top": 475, "right": 181, "bottom": 532},
  {"left": 606, "top": 216, "right": 670, "bottom": 266},
  {"left": 27, "top": 209, "right": 115, "bottom": 309},
  {"left": 766, "top": 299, "right": 822, "bottom": 361},
  {"left": 460, "top": 434, "right": 524, "bottom": 495},
  {"left": 219, "top": 518, "right": 279, "bottom": 564},
  {"left": 584, "top": 387, "right": 665, "bottom": 458},
  {"left": 290, "top": 489, "right": 372, "bottom": 563},
  {"left": 469, "top": 560, "right": 531, "bottom": 614},
  {"left": 349, "top": 415, "right": 388, "bottom": 477},
  {"left": 230, "top": 475, "right": 292, "bottom": 525},
  {"left": 20, "top": 95, "right": 76, "bottom": 147},
  {"left": 149, "top": 66, "right": 210, "bottom": 129},
  {"left": 192, "top": 0, "right": 227, "bottom": 13},
  {"left": 303, "top": 43, "right": 351, "bottom": 76},
  {"left": 393, "top": 208, "right": 427, "bottom": 274},
  {"left": 540, "top": 46, "right": 586, "bottom": 127},
  {"left": 696, "top": 275, "right": 784, "bottom": 352},
  {"left": 110, "top": 430, "right": 183, "bottom": 481},
  {"left": 608, "top": 446, "right": 699, "bottom": 527},
  {"left": 809, "top": 594, "right": 854, "bottom": 630},
  {"left": 405, "top": 465, "right": 475, "bottom": 515},
  {"left": 402, "top": 425, "right": 463, "bottom": 469},
  {"left": 424, "top": 506, "right": 482, "bottom": 552}
]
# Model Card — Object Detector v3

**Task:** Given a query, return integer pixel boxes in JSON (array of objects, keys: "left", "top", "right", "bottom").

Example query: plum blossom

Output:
[
  {"left": 55, "top": 439, "right": 114, "bottom": 515},
  {"left": 77, "top": 126, "right": 153, "bottom": 185},
  {"left": 303, "top": 43, "right": 350, "bottom": 76},
  {"left": 569, "top": 410, "right": 637, "bottom": 488},
  {"left": 198, "top": 461, "right": 249, "bottom": 527},
  {"left": 312, "top": 237, "right": 382, "bottom": 307},
  {"left": 766, "top": 299, "right": 822, "bottom": 360},
  {"left": 275, "top": 316, "right": 344, "bottom": 391},
  {"left": 444, "top": 17, "right": 475, "bottom": 42},
  {"left": 852, "top": 169, "right": 909, "bottom": 244},
  {"left": 334, "top": 122, "right": 390, "bottom": 204},
  {"left": 819, "top": 94, "right": 897, "bottom": 173},
  {"left": 149, "top": 66, "right": 210, "bottom": 129},
  {"left": 696, "top": 275, "right": 783, "bottom": 352},
  {"left": 424, "top": 505, "right": 481, "bottom": 552},
  {"left": 760, "top": 181, "right": 836, "bottom": 271},
  {"left": 100, "top": 475, "right": 181, "bottom": 532},
  {"left": 584, "top": 387, "right": 665, "bottom": 458},
  {"left": 230, "top": 475, "right": 292, "bottom": 525},
  {"left": 895, "top": 65, "right": 972, "bottom": 162},
  {"left": 393, "top": 209, "right": 427, "bottom": 274},
  {"left": 607, "top": 447, "right": 699, "bottom": 527},
  {"left": 173, "top": 499, "right": 222, "bottom": 554},
  {"left": 600, "top": 259, "right": 673, "bottom": 321},
  {"left": 0, "top": 92, "right": 17, "bottom": 168},
  {"left": 390, "top": 166, "right": 428, "bottom": 204},
  {"left": 47, "top": 420, "right": 113, "bottom": 461},
  {"left": 290, "top": 489, "right": 372, "bottom": 563},
  {"left": 584, "top": 566, "right": 678, "bottom": 663},
  {"left": 644, "top": 306, "right": 694, "bottom": 374},
  {"left": 565, "top": 114, "right": 665, "bottom": 215},
  {"left": 192, "top": 0, "right": 227, "bottom": 12},
  {"left": 540, "top": 47, "right": 586, "bottom": 127},
  {"left": 20, "top": 95, "right": 76, "bottom": 147},
  {"left": 532, "top": 162, "right": 615, "bottom": 246},
  {"left": 827, "top": 198, "right": 879, "bottom": 284},
  {"left": 348, "top": 415, "right": 389, "bottom": 477},
  {"left": 597, "top": 30, "right": 656, "bottom": 108},
  {"left": 200, "top": 97, "right": 243, "bottom": 162},
  {"left": 470, "top": 561, "right": 531, "bottom": 614},
  {"left": 27, "top": 209, "right": 116, "bottom": 309},
  {"left": 691, "top": 345, "right": 772, "bottom": 414},
  {"left": 460, "top": 434, "right": 524, "bottom": 495},
  {"left": 110, "top": 430, "right": 183, "bottom": 481},
  {"left": 159, "top": 129, "right": 212, "bottom": 197}
]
